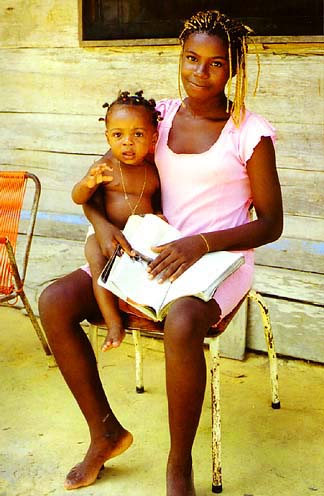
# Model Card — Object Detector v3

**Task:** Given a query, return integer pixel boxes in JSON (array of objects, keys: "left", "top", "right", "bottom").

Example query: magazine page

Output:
[
  {"left": 104, "top": 250, "right": 172, "bottom": 313},
  {"left": 99, "top": 214, "right": 244, "bottom": 320},
  {"left": 120, "top": 215, "right": 244, "bottom": 309},
  {"left": 162, "top": 250, "right": 244, "bottom": 307},
  {"left": 123, "top": 214, "right": 181, "bottom": 257},
  {"left": 99, "top": 215, "right": 178, "bottom": 314}
]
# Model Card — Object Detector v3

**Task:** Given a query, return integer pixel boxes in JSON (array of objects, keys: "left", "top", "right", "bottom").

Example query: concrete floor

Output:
[{"left": 1, "top": 305, "right": 324, "bottom": 496}]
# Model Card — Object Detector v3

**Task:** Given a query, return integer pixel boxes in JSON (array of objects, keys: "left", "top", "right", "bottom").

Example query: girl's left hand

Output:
[{"left": 147, "top": 235, "right": 208, "bottom": 283}]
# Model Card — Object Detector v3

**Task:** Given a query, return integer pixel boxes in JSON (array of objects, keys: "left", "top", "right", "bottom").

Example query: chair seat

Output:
[{"left": 117, "top": 293, "right": 247, "bottom": 337}]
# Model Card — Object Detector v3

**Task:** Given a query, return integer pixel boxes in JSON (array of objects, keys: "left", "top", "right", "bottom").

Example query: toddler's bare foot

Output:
[
  {"left": 101, "top": 324, "right": 126, "bottom": 351},
  {"left": 64, "top": 429, "right": 133, "bottom": 490}
]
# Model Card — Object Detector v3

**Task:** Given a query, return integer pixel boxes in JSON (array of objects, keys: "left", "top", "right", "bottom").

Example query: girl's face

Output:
[
  {"left": 105, "top": 105, "right": 158, "bottom": 165},
  {"left": 180, "top": 32, "right": 230, "bottom": 102}
]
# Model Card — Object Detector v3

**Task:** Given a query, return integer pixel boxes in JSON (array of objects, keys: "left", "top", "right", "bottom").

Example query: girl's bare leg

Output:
[
  {"left": 85, "top": 234, "right": 125, "bottom": 350},
  {"left": 38, "top": 269, "right": 133, "bottom": 490},
  {"left": 163, "top": 296, "right": 220, "bottom": 496}
]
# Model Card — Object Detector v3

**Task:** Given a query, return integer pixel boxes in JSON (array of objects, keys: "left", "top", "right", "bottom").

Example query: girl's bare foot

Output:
[
  {"left": 101, "top": 324, "right": 126, "bottom": 351},
  {"left": 64, "top": 429, "right": 133, "bottom": 490},
  {"left": 167, "top": 460, "right": 196, "bottom": 496}
]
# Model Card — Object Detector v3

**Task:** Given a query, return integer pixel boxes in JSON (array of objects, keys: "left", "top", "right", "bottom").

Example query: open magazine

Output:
[{"left": 98, "top": 214, "right": 244, "bottom": 321}]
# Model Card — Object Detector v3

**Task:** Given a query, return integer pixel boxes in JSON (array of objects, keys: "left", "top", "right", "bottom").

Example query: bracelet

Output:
[{"left": 198, "top": 233, "right": 210, "bottom": 253}]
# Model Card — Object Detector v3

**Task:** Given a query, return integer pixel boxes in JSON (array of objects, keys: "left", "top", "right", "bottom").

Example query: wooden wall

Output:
[{"left": 1, "top": 1, "right": 323, "bottom": 362}]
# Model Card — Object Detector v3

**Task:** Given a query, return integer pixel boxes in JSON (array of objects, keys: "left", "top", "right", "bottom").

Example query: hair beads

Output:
[{"left": 99, "top": 90, "right": 161, "bottom": 128}]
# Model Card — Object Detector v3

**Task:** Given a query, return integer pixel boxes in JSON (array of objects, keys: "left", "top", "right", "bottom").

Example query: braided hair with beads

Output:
[{"left": 99, "top": 90, "right": 161, "bottom": 128}]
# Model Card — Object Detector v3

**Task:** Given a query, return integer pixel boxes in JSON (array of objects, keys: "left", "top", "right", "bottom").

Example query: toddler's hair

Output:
[
  {"left": 100, "top": 90, "right": 161, "bottom": 128},
  {"left": 179, "top": 10, "right": 260, "bottom": 126}
]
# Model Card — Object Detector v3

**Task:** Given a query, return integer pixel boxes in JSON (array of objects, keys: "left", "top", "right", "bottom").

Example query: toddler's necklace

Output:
[{"left": 118, "top": 160, "right": 147, "bottom": 215}]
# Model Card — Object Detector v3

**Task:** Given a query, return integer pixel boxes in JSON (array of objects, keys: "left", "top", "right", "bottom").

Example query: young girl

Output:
[
  {"left": 72, "top": 90, "right": 161, "bottom": 351},
  {"left": 39, "top": 9, "right": 283, "bottom": 495}
]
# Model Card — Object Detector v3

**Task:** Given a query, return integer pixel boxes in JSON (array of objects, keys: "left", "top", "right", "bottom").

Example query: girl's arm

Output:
[
  {"left": 148, "top": 137, "right": 283, "bottom": 282},
  {"left": 205, "top": 136, "right": 283, "bottom": 250},
  {"left": 72, "top": 162, "right": 113, "bottom": 205}
]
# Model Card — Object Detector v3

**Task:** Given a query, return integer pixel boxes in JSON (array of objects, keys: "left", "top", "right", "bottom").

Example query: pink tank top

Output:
[{"left": 154, "top": 99, "right": 276, "bottom": 265}]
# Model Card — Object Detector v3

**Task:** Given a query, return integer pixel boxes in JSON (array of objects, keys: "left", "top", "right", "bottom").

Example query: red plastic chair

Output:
[{"left": 0, "top": 171, "right": 51, "bottom": 356}]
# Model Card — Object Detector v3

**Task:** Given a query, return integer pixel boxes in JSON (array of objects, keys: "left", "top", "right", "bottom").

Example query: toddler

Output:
[{"left": 72, "top": 90, "right": 161, "bottom": 351}]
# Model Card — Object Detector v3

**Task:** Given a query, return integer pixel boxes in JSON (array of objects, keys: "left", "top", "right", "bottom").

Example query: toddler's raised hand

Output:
[{"left": 86, "top": 163, "right": 113, "bottom": 188}]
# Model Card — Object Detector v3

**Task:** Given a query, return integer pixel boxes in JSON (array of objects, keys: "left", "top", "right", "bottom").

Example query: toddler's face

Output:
[{"left": 105, "top": 105, "right": 158, "bottom": 165}]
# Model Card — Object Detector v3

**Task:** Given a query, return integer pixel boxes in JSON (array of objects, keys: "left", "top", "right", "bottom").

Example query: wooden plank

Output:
[
  {"left": 14, "top": 234, "right": 86, "bottom": 315},
  {"left": 2, "top": 163, "right": 324, "bottom": 271},
  {"left": 30, "top": 214, "right": 88, "bottom": 241},
  {"left": 245, "top": 54, "right": 324, "bottom": 125},
  {"left": 219, "top": 299, "right": 247, "bottom": 361},
  {"left": 278, "top": 168, "right": 324, "bottom": 218},
  {"left": 1, "top": 48, "right": 323, "bottom": 117},
  {"left": 26, "top": 212, "right": 324, "bottom": 255},
  {"left": 21, "top": 206, "right": 324, "bottom": 246},
  {"left": 283, "top": 215, "right": 324, "bottom": 242},
  {"left": 0, "top": 113, "right": 106, "bottom": 155},
  {"left": 2, "top": 157, "right": 324, "bottom": 242},
  {"left": 246, "top": 54, "right": 324, "bottom": 97},
  {"left": 255, "top": 237, "right": 324, "bottom": 274},
  {"left": 274, "top": 123, "right": 324, "bottom": 172},
  {"left": 0, "top": 0, "right": 78, "bottom": 48},
  {"left": 253, "top": 266, "right": 324, "bottom": 305},
  {"left": 247, "top": 95, "right": 324, "bottom": 125},
  {"left": 25, "top": 212, "right": 324, "bottom": 261},
  {"left": 31, "top": 219, "right": 324, "bottom": 269},
  {"left": 251, "top": 38, "right": 324, "bottom": 51},
  {"left": 0, "top": 47, "right": 179, "bottom": 115},
  {"left": 30, "top": 213, "right": 324, "bottom": 244},
  {"left": 82, "top": 38, "right": 324, "bottom": 51},
  {"left": 247, "top": 296, "right": 324, "bottom": 363},
  {"left": 0, "top": 151, "right": 101, "bottom": 193},
  {"left": 0, "top": 154, "right": 100, "bottom": 218},
  {"left": 23, "top": 214, "right": 324, "bottom": 271},
  {"left": 1, "top": 116, "right": 323, "bottom": 219}
]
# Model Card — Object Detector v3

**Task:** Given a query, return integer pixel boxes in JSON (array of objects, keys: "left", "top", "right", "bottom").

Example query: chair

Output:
[
  {"left": 88, "top": 289, "right": 280, "bottom": 493},
  {"left": 0, "top": 171, "right": 51, "bottom": 357}
]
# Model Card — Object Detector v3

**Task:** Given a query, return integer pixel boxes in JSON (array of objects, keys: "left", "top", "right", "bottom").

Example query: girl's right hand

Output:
[
  {"left": 147, "top": 234, "right": 207, "bottom": 283},
  {"left": 86, "top": 163, "right": 113, "bottom": 188}
]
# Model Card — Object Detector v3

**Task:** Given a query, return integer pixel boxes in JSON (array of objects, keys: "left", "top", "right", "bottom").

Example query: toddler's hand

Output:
[{"left": 86, "top": 163, "right": 113, "bottom": 188}]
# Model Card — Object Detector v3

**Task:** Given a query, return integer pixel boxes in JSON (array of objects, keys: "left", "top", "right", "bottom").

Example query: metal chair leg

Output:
[
  {"left": 3, "top": 238, "right": 52, "bottom": 357},
  {"left": 209, "top": 336, "right": 223, "bottom": 493},
  {"left": 248, "top": 290, "right": 280, "bottom": 409},
  {"left": 132, "top": 329, "right": 144, "bottom": 393},
  {"left": 88, "top": 325, "right": 144, "bottom": 392},
  {"left": 19, "top": 288, "right": 52, "bottom": 356},
  {"left": 89, "top": 324, "right": 99, "bottom": 362}
]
